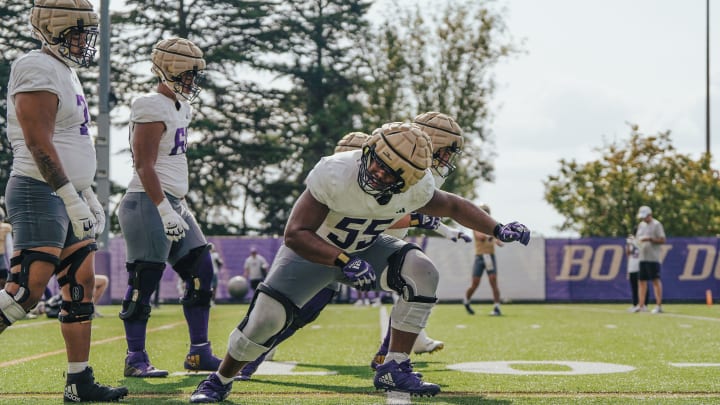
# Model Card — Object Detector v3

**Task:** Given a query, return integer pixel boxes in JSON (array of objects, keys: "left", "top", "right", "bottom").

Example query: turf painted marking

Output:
[
  {"left": 530, "top": 324, "right": 541, "bottom": 329},
  {"left": 456, "top": 324, "right": 467, "bottom": 329},
  {"left": 605, "top": 324, "right": 617, "bottom": 329},
  {"left": 172, "top": 361, "right": 338, "bottom": 377},
  {"left": 7, "top": 320, "right": 56, "bottom": 329},
  {"left": 386, "top": 391, "right": 411, "bottom": 404},
  {"left": 448, "top": 361, "right": 635, "bottom": 375},
  {"left": 379, "top": 306, "right": 389, "bottom": 339},
  {"left": 669, "top": 363, "right": 720, "bottom": 368},
  {"left": 0, "top": 321, "right": 185, "bottom": 368}
]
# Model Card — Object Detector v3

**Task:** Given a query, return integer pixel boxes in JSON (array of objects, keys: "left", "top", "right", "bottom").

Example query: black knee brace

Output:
[
  {"left": 173, "top": 244, "right": 212, "bottom": 307},
  {"left": 59, "top": 301, "right": 94, "bottom": 323},
  {"left": 386, "top": 243, "right": 437, "bottom": 303},
  {"left": 119, "top": 261, "right": 165, "bottom": 321},
  {"left": 9, "top": 250, "right": 61, "bottom": 303},
  {"left": 239, "top": 282, "right": 300, "bottom": 347},
  {"left": 56, "top": 243, "right": 98, "bottom": 303}
]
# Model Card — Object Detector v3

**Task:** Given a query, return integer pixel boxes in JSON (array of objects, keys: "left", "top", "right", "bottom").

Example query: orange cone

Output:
[{"left": 706, "top": 289, "right": 713, "bottom": 306}]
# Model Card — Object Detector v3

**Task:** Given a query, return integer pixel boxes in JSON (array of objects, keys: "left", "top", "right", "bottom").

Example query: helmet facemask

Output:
[
  {"left": 166, "top": 67, "right": 205, "bottom": 102},
  {"left": 358, "top": 145, "right": 405, "bottom": 204},
  {"left": 357, "top": 122, "right": 432, "bottom": 205},
  {"left": 432, "top": 144, "right": 462, "bottom": 178}
]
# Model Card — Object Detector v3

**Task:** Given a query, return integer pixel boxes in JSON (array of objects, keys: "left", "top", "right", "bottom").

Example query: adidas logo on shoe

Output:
[
  {"left": 378, "top": 373, "right": 395, "bottom": 387},
  {"left": 64, "top": 384, "right": 81, "bottom": 402}
]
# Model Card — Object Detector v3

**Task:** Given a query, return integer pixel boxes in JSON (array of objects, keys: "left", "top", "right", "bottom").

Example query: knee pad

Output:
[
  {"left": 390, "top": 299, "right": 435, "bottom": 334},
  {"left": 227, "top": 327, "right": 270, "bottom": 362},
  {"left": 0, "top": 289, "right": 27, "bottom": 324},
  {"left": 119, "top": 261, "right": 164, "bottom": 321},
  {"left": 56, "top": 243, "right": 97, "bottom": 303},
  {"left": 173, "top": 245, "right": 212, "bottom": 306},
  {"left": 59, "top": 301, "right": 94, "bottom": 323},
  {"left": 382, "top": 244, "right": 438, "bottom": 303},
  {"left": 239, "top": 283, "right": 299, "bottom": 347},
  {"left": 8, "top": 250, "right": 61, "bottom": 303},
  {"left": 292, "top": 287, "right": 336, "bottom": 329}
]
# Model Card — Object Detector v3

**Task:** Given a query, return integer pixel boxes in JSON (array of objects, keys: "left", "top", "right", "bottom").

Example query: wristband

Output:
[
  {"left": 409, "top": 214, "right": 420, "bottom": 227},
  {"left": 334, "top": 252, "right": 351, "bottom": 268},
  {"left": 493, "top": 223, "right": 502, "bottom": 238}
]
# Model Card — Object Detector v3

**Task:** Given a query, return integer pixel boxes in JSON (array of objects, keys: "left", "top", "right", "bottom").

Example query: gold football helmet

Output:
[
  {"left": 151, "top": 38, "right": 206, "bottom": 102},
  {"left": 30, "top": 0, "right": 99, "bottom": 68},
  {"left": 413, "top": 111, "right": 464, "bottom": 178},
  {"left": 359, "top": 122, "right": 432, "bottom": 204},
  {"left": 335, "top": 132, "right": 370, "bottom": 153}
]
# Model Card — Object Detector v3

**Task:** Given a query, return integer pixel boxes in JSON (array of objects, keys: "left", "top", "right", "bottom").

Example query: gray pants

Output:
[{"left": 118, "top": 192, "right": 206, "bottom": 266}]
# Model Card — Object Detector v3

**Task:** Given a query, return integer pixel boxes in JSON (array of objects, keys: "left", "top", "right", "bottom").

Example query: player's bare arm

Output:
[
  {"left": 15, "top": 91, "right": 69, "bottom": 189},
  {"left": 389, "top": 214, "right": 412, "bottom": 229},
  {"left": 284, "top": 189, "right": 341, "bottom": 266},
  {"left": 419, "top": 190, "right": 498, "bottom": 235},
  {"left": 132, "top": 121, "right": 166, "bottom": 204}
]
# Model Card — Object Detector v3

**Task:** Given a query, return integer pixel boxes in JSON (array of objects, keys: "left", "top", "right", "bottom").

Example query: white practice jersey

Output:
[
  {"left": 384, "top": 173, "right": 446, "bottom": 239},
  {"left": 306, "top": 150, "right": 436, "bottom": 253},
  {"left": 126, "top": 93, "right": 192, "bottom": 198},
  {"left": 6, "top": 50, "right": 96, "bottom": 190}
]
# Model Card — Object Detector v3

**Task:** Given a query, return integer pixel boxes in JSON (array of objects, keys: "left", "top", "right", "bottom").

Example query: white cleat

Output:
[{"left": 412, "top": 338, "right": 444, "bottom": 355}]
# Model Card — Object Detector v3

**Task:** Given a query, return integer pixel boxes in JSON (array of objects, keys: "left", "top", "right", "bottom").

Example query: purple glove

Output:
[
  {"left": 493, "top": 222, "right": 531, "bottom": 245},
  {"left": 409, "top": 212, "right": 440, "bottom": 230},
  {"left": 452, "top": 232, "right": 472, "bottom": 243},
  {"left": 342, "top": 257, "right": 376, "bottom": 291}
]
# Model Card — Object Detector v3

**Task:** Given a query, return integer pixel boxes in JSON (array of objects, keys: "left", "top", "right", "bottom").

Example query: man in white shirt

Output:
[
  {"left": 634, "top": 205, "right": 666, "bottom": 313},
  {"left": 243, "top": 247, "right": 269, "bottom": 298}
]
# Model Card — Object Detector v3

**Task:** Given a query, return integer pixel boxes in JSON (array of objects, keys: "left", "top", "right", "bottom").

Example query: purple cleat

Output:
[
  {"left": 373, "top": 359, "right": 440, "bottom": 397},
  {"left": 184, "top": 342, "right": 222, "bottom": 372},
  {"left": 190, "top": 373, "right": 232, "bottom": 403},
  {"left": 124, "top": 350, "right": 168, "bottom": 378}
]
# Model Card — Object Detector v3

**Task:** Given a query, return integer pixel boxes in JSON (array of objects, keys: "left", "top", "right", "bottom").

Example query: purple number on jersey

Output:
[
  {"left": 170, "top": 127, "right": 188, "bottom": 155},
  {"left": 76, "top": 94, "right": 90, "bottom": 135}
]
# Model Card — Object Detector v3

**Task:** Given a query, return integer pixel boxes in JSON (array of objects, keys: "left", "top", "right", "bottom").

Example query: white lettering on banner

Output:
[
  {"left": 447, "top": 361, "right": 635, "bottom": 375},
  {"left": 680, "top": 245, "right": 716, "bottom": 280},
  {"left": 558, "top": 244, "right": 674, "bottom": 281}
]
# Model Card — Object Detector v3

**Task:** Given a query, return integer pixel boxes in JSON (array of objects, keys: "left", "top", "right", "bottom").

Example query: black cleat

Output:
[{"left": 64, "top": 367, "right": 128, "bottom": 402}]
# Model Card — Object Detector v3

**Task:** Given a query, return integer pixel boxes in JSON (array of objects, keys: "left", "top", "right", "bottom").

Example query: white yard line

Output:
[
  {"left": 546, "top": 305, "right": 720, "bottom": 322},
  {"left": 0, "top": 321, "right": 185, "bottom": 368}
]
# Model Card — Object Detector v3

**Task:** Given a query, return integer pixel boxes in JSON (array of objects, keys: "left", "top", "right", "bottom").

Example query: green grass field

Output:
[{"left": 1, "top": 303, "right": 719, "bottom": 404}]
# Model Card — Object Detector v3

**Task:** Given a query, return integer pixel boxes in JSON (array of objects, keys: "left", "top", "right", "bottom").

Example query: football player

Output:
[
  {"left": 1, "top": 0, "right": 127, "bottom": 401},
  {"left": 236, "top": 113, "right": 470, "bottom": 381},
  {"left": 117, "top": 37, "right": 222, "bottom": 378},
  {"left": 190, "top": 122, "right": 530, "bottom": 402}
]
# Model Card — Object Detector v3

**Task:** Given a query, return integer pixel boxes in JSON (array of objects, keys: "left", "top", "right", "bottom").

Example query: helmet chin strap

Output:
[
  {"left": 158, "top": 82, "right": 181, "bottom": 110},
  {"left": 375, "top": 193, "right": 392, "bottom": 205}
]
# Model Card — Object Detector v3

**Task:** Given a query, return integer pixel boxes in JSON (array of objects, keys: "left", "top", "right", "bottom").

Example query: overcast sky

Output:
[
  {"left": 101, "top": 0, "right": 720, "bottom": 237},
  {"left": 470, "top": 0, "right": 719, "bottom": 237}
]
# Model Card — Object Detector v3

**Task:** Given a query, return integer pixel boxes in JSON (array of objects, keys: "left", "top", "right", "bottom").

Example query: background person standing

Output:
[
  {"left": 463, "top": 204, "right": 504, "bottom": 316},
  {"left": 625, "top": 227, "right": 647, "bottom": 312},
  {"left": 243, "top": 246, "right": 269, "bottom": 297},
  {"left": 634, "top": 205, "right": 665, "bottom": 313}
]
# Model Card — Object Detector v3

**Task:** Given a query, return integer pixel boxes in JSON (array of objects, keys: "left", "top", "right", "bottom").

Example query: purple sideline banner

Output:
[
  {"left": 104, "top": 235, "right": 426, "bottom": 304},
  {"left": 546, "top": 237, "right": 720, "bottom": 302}
]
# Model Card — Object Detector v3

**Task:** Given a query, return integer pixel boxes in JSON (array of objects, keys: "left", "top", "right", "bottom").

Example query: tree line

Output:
[{"left": 2, "top": 1, "right": 716, "bottom": 237}]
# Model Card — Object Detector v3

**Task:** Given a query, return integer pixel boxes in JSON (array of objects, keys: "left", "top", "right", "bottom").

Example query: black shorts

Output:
[{"left": 638, "top": 261, "right": 661, "bottom": 280}]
